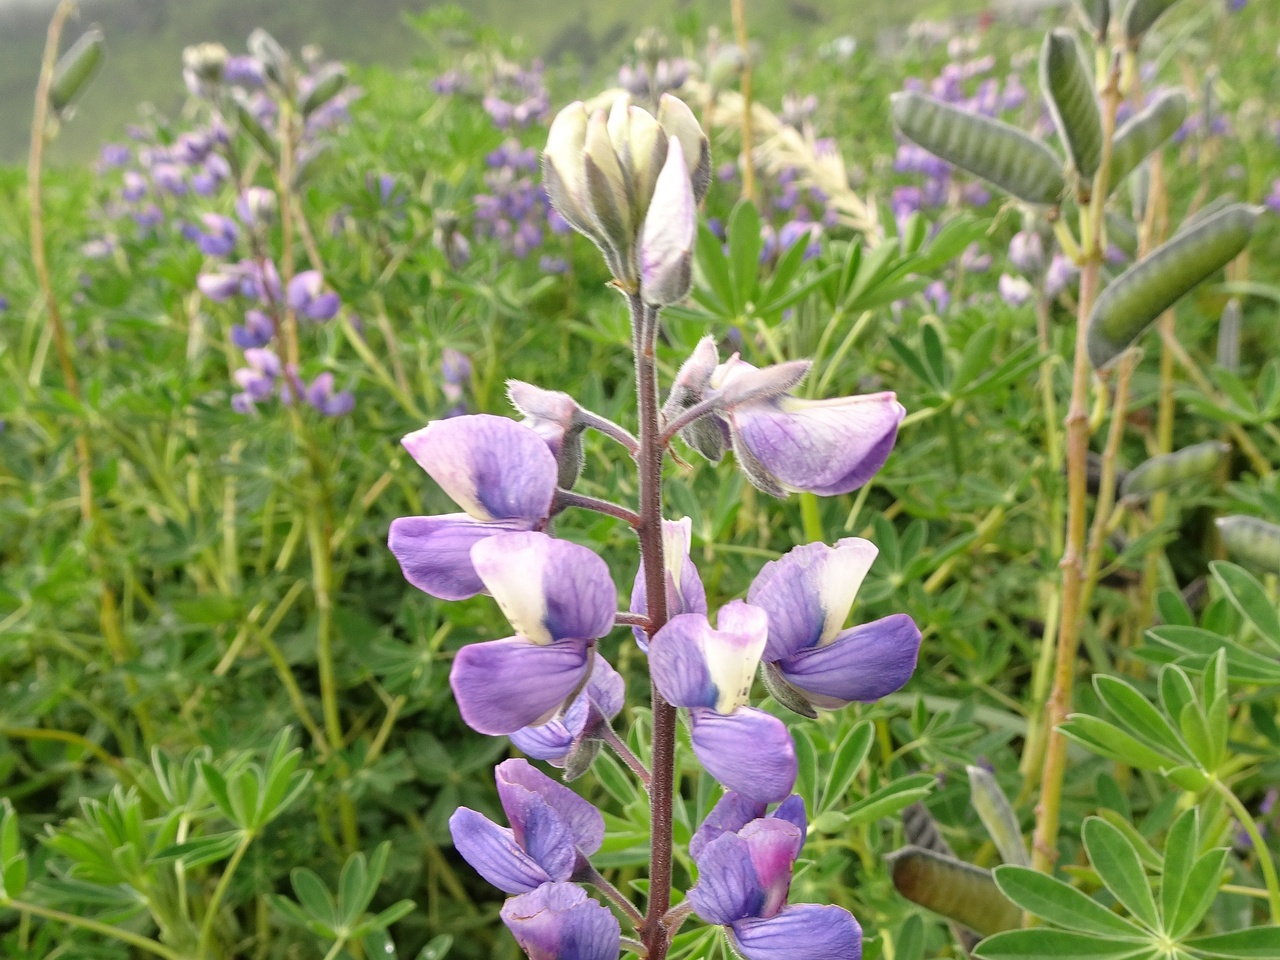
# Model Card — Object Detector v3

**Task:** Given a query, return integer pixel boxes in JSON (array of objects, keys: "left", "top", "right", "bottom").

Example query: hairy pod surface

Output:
[
  {"left": 1078, "top": 0, "right": 1110, "bottom": 37},
  {"left": 1109, "top": 89, "right": 1189, "bottom": 189},
  {"left": 1123, "top": 0, "right": 1183, "bottom": 46},
  {"left": 889, "top": 846, "right": 1022, "bottom": 936},
  {"left": 1216, "top": 516, "right": 1280, "bottom": 574},
  {"left": 890, "top": 91, "right": 1066, "bottom": 206},
  {"left": 1087, "top": 204, "right": 1259, "bottom": 368},
  {"left": 1120, "top": 441, "right": 1230, "bottom": 500},
  {"left": 1041, "top": 30, "right": 1103, "bottom": 181},
  {"left": 50, "top": 29, "right": 105, "bottom": 114}
]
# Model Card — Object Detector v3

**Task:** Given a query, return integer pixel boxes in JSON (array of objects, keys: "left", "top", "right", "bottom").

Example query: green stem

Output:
[
  {"left": 2, "top": 899, "right": 183, "bottom": 960},
  {"left": 1213, "top": 780, "right": 1280, "bottom": 923},
  {"left": 798, "top": 492, "right": 824, "bottom": 544},
  {"left": 198, "top": 829, "right": 254, "bottom": 958},
  {"left": 322, "top": 936, "right": 350, "bottom": 960}
]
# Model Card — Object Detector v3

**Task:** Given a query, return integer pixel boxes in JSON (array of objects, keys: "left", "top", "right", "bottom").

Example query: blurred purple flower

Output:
[
  {"left": 998, "top": 273, "right": 1034, "bottom": 307},
  {"left": 196, "top": 213, "right": 239, "bottom": 257},
  {"left": 231, "top": 308, "right": 275, "bottom": 349},
  {"left": 286, "top": 270, "right": 340, "bottom": 321},
  {"left": 301, "top": 371, "right": 354, "bottom": 416}
]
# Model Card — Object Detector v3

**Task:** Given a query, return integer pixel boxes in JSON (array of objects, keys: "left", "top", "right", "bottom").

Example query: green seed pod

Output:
[
  {"left": 1087, "top": 203, "right": 1259, "bottom": 368},
  {"left": 889, "top": 846, "right": 1022, "bottom": 936},
  {"left": 50, "top": 28, "right": 104, "bottom": 115},
  {"left": 1078, "top": 0, "right": 1110, "bottom": 37},
  {"left": 1217, "top": 516, "right": 1280, "bottom": 574},
  {"left": 1120, "top": 440, "right": 1230, "bottom": 500},
  {"left": 1123, "top": 0, "right": 1183, "bottom": 46},
  {"left": 1109, "top": 89, "right": 1189, "bottom": 189},
  {"left": 233, "top": 93, "right": 277, "bottom": 159},
  {"left": 1217, "top": 297, "right": 1241, "bottom": 372},
  {"left": 967, "top": 766, "right": 1030, "bottom": 867},
  {"left": 890, "top": 91, "right": 1066, "bottom": 206},
  {"left": 1040, "top": 30, "right": 1103, "bottom": 180},
  {"left": 300, "top": 64, "right": 347, "bottom": 117},
  {"left": 1106, "top": 211, "right": 1139, "bottom": 259}
]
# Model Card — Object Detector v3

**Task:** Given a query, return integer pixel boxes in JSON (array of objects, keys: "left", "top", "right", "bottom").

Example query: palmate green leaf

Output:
[
  {"left": 993, "top": 866, "right": 1147, "bottom": 938},
  {"left": 291, "top": 866, "right": 339, "bottom": 929},
  {"left": 727, "top": 201, "right": 762, "bottom": 311},
  {"left": 338, "top": 850, "right": 371, "bottom": 927},
  {"left": 1081, "top": 818, "right": 1160, "bottom": 931},
  {"left": 1209, "top": 561, "right": 1280, "bottom": 651},
  {"left": 820, "top": 721, "right": 873, "bottom": 814},
  {"left": 973, "top": 929, "right": 1157, "bottom": 960},
  {"left": 1058, "top": 715, "right": 1173, "bottom": 770},
  {"left": 414, "top": 934, "right": 454, "bottom": 960},
  {"left": 694, "top": 222, "right": 734, "bottom": 314},
  {"left": 1150, "top": 626, "right": 1280, "bottom": 685},
  {"left": 1184, "top": 927, "right": 1280, "bottom": 958},
  {"left": 152, "top": 832, "right": 243, "bottom": 869},
  {"left": 793, "top": 726, "right": 819, "bottom": 812},
  {"left": 842, "top": 773, "right": 936, "bottom": 828},
  {"left": 1160, "top": 809, "right": 1198, "bottom": 928},
  {"left": 1169, "top": 848, "right": 1229, "bottom": 940},
  {"left": 1093, "top": 675, "right": 1191, "bottom": 760}
]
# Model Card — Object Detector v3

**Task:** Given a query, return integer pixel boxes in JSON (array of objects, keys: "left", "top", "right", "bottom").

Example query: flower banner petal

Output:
[
  {"left": 388, "top": 514, "right": 530, "bottom": 601},
  {"left": 496, "top": 758, "right": 606, "bottom": 855}
]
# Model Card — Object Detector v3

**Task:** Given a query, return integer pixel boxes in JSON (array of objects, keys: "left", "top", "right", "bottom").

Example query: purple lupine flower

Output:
[
  {"left": 1045, "top": 253, "right": 1079, "bottom": 297},
  {"left": 98, "top": 143, "right": 130, "bottom": 170},
  {"left": 198, "top": 267, "right": 244, "bottom": 302},
  {"left": 449, "top": 759, "right": 604, "bottom": 893},
  {"left": 236, "top": 187, "right": 277, "bottom": 227},
  {"left": 747, "top": 539, "right": 921, "bottom": 714},
  {"left": 286, "top": 270, "right": 340, "bottom": 321},
  {"left": 1008, "top": 230, "right": 1044, "bottom": 274},
  {"left": 501, "top": 883, "right": 621, "bottom": 960},
  {"left": 960, "top": 243, "right": 992, "bottom": 273},
  {"left": 998, "top": 273, "right": 1034, "bottom": 307},
  {"left": 689, "top": 794, "right": 863, "bottom": 960},
  {"left": 449, "top": 532, "right": 617, "bottom": 735},
  {"left": 302, "top": 372, "right": 354, "bottom": 416},
  {"left": 387, "top": 415, "right": 559, "bottom": 600},
  {"left": 630, "top": 517, "right": 708, "bottom": 649},
  {"left": 231, "top": 308, "right": 275, "bottom": 349},
  {"left": 151, "top": 163, "right": 188, "bottom": 196},
  {"left": 510, "top": 654, "right": 625, "bottom": 762},
  {"left": 649, "top": 600, "right": 797, "bottom": 802},
  {"left": 711, "top": 355, "right": 905, "bottom": 498},
  {"left": 196, "top": 213, "right": 239, "bottom": 257},
  {"left": 777, "top": 220, "right": 822, "bottom": 260},
  {"left": 231, "top": 347, "right": 281, "bottom": 412},
  {"left": 122, "top": 171, "right": 148, "bottom": 202},
  {"left": 640, "top": 136, "right": 696, "bottom": 306},
  {"left": 224, "top": 55, "right": 265, "bottom": 87},
  {"left": 923, "top": 280, "right": 950, "bottom": 314},
  {"left": 133, "top": 204, "right": 164, "bottom": 232},
  {"left": 441, "top": 347, "right": 471, "bottom": 407},
  {"left": 243, "top": 259, "right": 283, "bottom": 304},
  {"left": 690, "top": 791, "right": 807, "bottom": 861}
]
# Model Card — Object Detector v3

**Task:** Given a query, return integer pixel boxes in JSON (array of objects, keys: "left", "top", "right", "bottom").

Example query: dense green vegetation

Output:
[{"left": 2, "top": 1, "right": 1280, "bottom": 958}]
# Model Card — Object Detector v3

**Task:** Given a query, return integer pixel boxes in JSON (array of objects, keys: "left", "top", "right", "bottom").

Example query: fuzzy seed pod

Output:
[
  {"left": 891, "top": 91, "right": 1066, "bottom": 206},
  {"left": 1041, "top": 29, "right": 1103, "bottom": 181},
  {"left": 1217, "top": 516, "right": 1280, "bottom": 574},
  {"left": 1087, "top": 204, "right": 1259, "bottom": 368},
  {"left": 1120, "top": 441, "right": 1230, "bottom": 500},
  {"left": 1078, "top": 0, "right": 1110, "bottom": 38},
  {"left": 50, "top": 28, "right": 104, "bottom": 115},
  {"left": 889, "top": 847, "right": 1022, "bottom": 936},
  {"left": 300, "top": 64, "right": 347, "bottom": 116},
  {"left": 1109, "top": 89, "right": 1189, "bottom": 190},
  {"left": 1123, "top": 0, "right": 1184, "bottom": 46}
]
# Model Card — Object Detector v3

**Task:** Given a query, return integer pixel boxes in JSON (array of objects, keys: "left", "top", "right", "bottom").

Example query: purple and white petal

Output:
[
  {"left": 450, "top": 636, "right": 591, "bottom": 735},
  {"left": 702, "top": 601, "right": 769, "bottom": 713},
  {"left": 630, "top": 517, "right": 708, "bottom": 649},
  {"left": 401, "top": 414, "right": 558, "bottom": 522},
  {"left": 501, "top": 882, "right": 622, "bottom": 960},
  {"left": 649, "top": 614, "right": 718, "bottom": 708},
  {"left": 730, "top": 904, "right": 863, "bottom": 960},
  {"left": 689, "top": 707, "right": 798, "bottom": 804},
  {"left": 740, "top": 818, "right": 804, "bottom": 918},
  {"left": 388, "top": 514, "right": 532, "bottom": 601},
  {"left": 690, "top": 792, "right": 768, "bottom": 860},
  {"left": 748, "top": 539, "right": 879, "bottom": 662},
  {"left": 688, "top": 832, "right": 766, "bottom": 926},
  {"left": 472, "top": 532, "right": 616, "bottom": 644},
  {"left": 729, "top": 392, "right": 905, "bottom": 497},
  {"left": 496, "top": 758, "right": 606, "bottom": 856},
  {"left": 778, "top": 614, "right": 922, "bottom": 708},
  {"left": 448, "top": 807, "right": 551, "bottom": 894}
]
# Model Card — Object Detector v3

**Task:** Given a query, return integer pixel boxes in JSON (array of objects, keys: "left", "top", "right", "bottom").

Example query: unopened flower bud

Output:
[
  {"left": 543, "top": 102, "right": 596, "bottom": 239},
  {"left": 662, "top": 336, "right": 726, "bottom": 462},
  {"left": 640, "top": 138, "right": 695, "bottom": 306},
  {"left": 657, "top": 94, "right": 711, "bottom": 203},
  {"left": 236, "top": 186, "right": 278, "bottom": 227},
  {"left": 300, "top": 63, "right": 347, "bottom": 116},
  {"left": 247, "top": 29, "right": 290, "bottom": 87},
  {"left": 583, "top": 107, "right": 635, "bottom": 280},
  {"left": 183, "top": 43, "right": 228, "bottom": 84},
  {"left": 508, "top": 380, "right": 586, "bottom": 489}
]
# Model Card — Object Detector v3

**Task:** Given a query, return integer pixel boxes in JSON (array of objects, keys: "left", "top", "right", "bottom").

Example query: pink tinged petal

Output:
[
  {"left": 472, "top": 532, "right": 617, "bottom": 644},
  {"left": 448, "top": 807, "right": 551, "bottom": 894},
  {"left": 496, "top": 758, "right": 606, "bottom": 855},
  {"left": 690, "top": 793, "right": 767, "bottom": 861},
  {"left": 748, "top": 539, "right": 879, "bottom": 662},
  {"left": 778, "top": 613, "right": 922, "bottom": 708},
  {"left": 649, "top": 614, "right": 718, "bottom": 707},
  {"left": 501, "top": 882, "right": 622, "bottom": 960},
  {"left": 731, "top": 392, "right": 905, "bottom": 497},
  {"left": 740, "top": 819, "right": 804, "bottom": 918},
  {"left": 731, "top": 904, "right": 864, "bottom": 960},
  {"left": 388, "top": 514, "right": 532, "bottom": 601},
  {"left": 449, "top": 636, "right": 591, "bottom": 735},
  {"left": 640, "top": 136, "right": 695, "bottom": 306},
  {"left": 401, "top": 414, "right": 558, "bottom": 522},
  {"left": 689, "top": 707, "right": 798, "bottom": 803},
  {"left": 689, "top": 832, "right": 766, "bottom": 925}
]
